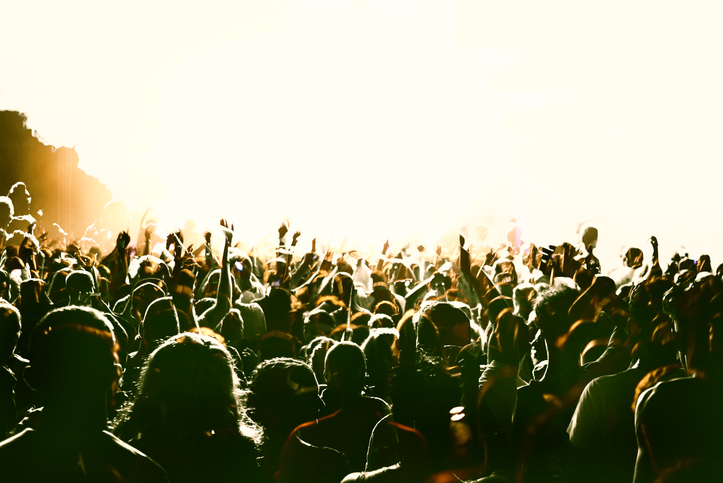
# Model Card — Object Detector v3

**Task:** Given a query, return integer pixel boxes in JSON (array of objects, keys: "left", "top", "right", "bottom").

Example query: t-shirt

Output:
[
  {"left": 567, "top": 367, "right": 647, "bottom": 483},
  {"left": 633, "top": 375, "right": 723, "bottom": 483}
]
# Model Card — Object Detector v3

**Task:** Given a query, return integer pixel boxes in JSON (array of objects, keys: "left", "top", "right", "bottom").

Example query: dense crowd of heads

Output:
[{"left": 0, "top": 181, "right": 722, "bottom": 482}]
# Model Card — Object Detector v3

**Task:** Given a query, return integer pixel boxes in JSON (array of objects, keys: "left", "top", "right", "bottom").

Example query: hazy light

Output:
[{"left": 2, "top": 1, "right": 722, "bottom": 265}]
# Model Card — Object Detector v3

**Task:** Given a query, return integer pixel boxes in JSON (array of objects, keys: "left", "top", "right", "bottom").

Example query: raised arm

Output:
[{"left": 198, "top": 220, "right": 233, "bottom": 331}]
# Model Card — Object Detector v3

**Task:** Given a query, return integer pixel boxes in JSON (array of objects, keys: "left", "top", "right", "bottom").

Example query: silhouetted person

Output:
[
  {"left": 114, "top": 332, "right": 261, "bottom": 483},
  {"left": 511, "top": 287, "right": 585, "bottom": 483},
  {"left": 0, "top": 306, "right": 168, "bottom": 482},
  {"left": 0, "top": 302, "right": 22, "bottom": 437},
  {"left": 633, "top": 276, "right": 723, "bottom": 482},
  {"left": 246, "top": 357, "right": 336, "bottom": 481}
]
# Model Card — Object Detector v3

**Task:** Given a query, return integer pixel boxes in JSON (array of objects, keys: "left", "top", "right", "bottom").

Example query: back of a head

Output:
[
  {"left": 8, "top": 182, "right": 30, "bottom": 213},
  {"left": 0, "top": 196, "right": 13, "bottom": 228},
  {"left": 324, "top": 341, "right": 366, "bottom": 395},
  {"left": 361, "top": 328, "right": 398, "bottom": 381},
  {"left": 132, "top": 280, "right": 165, "bottom": 322},
  {"left": 247, "top": 357, "right": 321, "bottom": 430},
  {"left": 368, "top": 313, "right": 395, "bottom": 329},
  {"left": 132, "top": 332, "right": 241, "bottom": 438},
  {"left": 629, "top": 277, "right": 675, "bottom": 338},
  {"left": 303, "top": 308, "right": 335, "bottom": 343},
  {"left": 142, "top": 297, "right": 180, "bottom": 346},
  {"left": 220, "top": 309, "right": 244, "bottom": 345},
  {"left": 513, "top": 282, "right": 536, "bottom": 319},
  {"left": 66, "top": 270, "right": 95, "bottom": 305},
  {"left": 0, "top": 302, "right": 21, "bottom": 360},
  {"left": 665, "top": 275, "right": 723, "bottom": 375},
  {"left": 534, "top": 286, "right": 582, "bottom": 340},
  {"left": 27, "top": 306, "right": 118, "bottom": 398},
  {"left": 427, "top": 301, "right": 471, "bottom": 348}
]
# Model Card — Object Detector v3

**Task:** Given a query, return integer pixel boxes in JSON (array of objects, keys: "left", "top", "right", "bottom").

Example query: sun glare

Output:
[{"left": 2, "top": 1, "right": 723, "bottom": 266}]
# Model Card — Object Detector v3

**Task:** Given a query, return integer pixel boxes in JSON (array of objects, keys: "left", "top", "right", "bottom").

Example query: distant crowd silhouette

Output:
[{"left": 0, "top": 180, "right": 721, "bottom": 482}]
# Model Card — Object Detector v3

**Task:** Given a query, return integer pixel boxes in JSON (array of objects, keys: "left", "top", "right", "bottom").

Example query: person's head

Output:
[
  {"left": 25, "top": 306, "right": 120, "bottom": 405},
  {"left": 66, "top": 270, "right": 95, "bottom": 306},
  {"left": 416, "top": 313, "right": 442, "bottom": 356},
  {"left": 136, "top": 255, "right": 165, "bottom": 280},
  {"left": 330, "top": 272, "right": 355, "bottom": 306},
  {"left": 231, "top": 256, "right": 253, "bottom": 283},
  {"left": 487, "top": 308, "right": 530, "bottom": 366},
  {"left": 361, "top": 328, "right": 398, "bottom": 385},
  {"left": 368, "top": 313, "right": 395, "bottom": 329},
  {"left": 247, "top": 357, "right": 323, "bottom": 433},
  {"left": 0, "top": 196, "right": 13, "bottom": 229},
  {"left": 629, "top": 277, "right": 675, "bottom": 338},
  {"left": 324, "top": 341, "right": 366, "bottom": 397},
  {"left": 623, "top": 247, "right": 644, "bottom": 269},
  {"left": 220, "top": 309, "right": 244, "bottom": 346},
  {"left": 513, "top": 283, "right": 537, "bottom": 321},
  {"left": 303, "top": 308, "right": 335, "bottom": 343},
  {"left": 18, "top": 278, "right": 45, "bottom": 307},
  {"left": 169, "top": 268, "right": 196, "bottom": 302},
  {"left": 533, "top": 286, "right": 582, "bottom": 352},
  {"left": 307, "top": 337, "right": 335, "bottom": 384},
  {"left": 131, "top": 280, "right": 166, "bottom": 324},
  {"left": 141, "top": 297, "right": 180, "bottom": 349},
  {"left": 263, "top": 287, "right": 295, "bottom": 332},
  {"left": 7, "top": 182, "right": 30, "bottom": 215},
  {"left": 0, "top": 302, "right": 21, "bottom": 361},
  {"left": 581, "top": 226, "right": 598, "bottom": 251},
  {"left": 396, "top": 310, "right": 417, "bottom": 366},
  {"left": 124, "top": 332, "right": 258, "bottom": 442},
  {"left": 664, "top": 275, "right": 723, "bottom": 377},
  {"left": 427, "top": 301, "right": 472, "bottom": 348},
  {"left": 257, "top": 330, "right": 298, "bottom": 361},
  {"left": 0, "top": 269, "right": 10, "bottom": 301}
]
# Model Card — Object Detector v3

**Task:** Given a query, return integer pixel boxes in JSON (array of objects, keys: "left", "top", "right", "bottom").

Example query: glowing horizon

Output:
[{"left": 2, "top": 1, "right": 723, "bottom": 269}]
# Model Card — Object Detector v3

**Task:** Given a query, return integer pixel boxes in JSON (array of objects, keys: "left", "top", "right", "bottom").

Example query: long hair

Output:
[{"left": 113, "top": 332, "right": 261, "bottom": 445}]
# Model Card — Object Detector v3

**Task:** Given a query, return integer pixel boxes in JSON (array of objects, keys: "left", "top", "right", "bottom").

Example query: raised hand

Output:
[
  {"left": 650, "top": 236, "right": 659, "bottom": 260},
  {"left": 291, "top": 231, "right": 301, "bottom": 246},
  {"left": 559, "top": 242, "right": 582, "bottom": 279},
  {"left": 278, "top": 221, "right": 289, "bottom": 240},
  {"left": 220, "top": 219, "right": 234, "bottom": 245},
  {"left": 166, "top": 232, "right": 175, "bottom": 250},
  {"left": 144, "top": 223, "right": 156, "bottom": 241},
  {"left": 484, "top": 247, "right": 499, "bottom": 267},
  {"left": 116, "top": 231, "right": 131, "bottom": 253}
]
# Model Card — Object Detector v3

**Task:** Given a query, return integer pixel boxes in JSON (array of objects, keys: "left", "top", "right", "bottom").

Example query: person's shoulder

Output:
[
  {"left": 635, "top": 375, "right": 699, "bottom": 419},
  {"left": 100, "top": 431, "right": 169, "bottom": 482},
  {"left": 235, "top": 301, "right": 263, "bottom": 311},
  {"left": 0, "top": 427, "right": 33, "bottom": 452},
  {"left": 363, "top": 395, "right": 392, "bottom": 414}
]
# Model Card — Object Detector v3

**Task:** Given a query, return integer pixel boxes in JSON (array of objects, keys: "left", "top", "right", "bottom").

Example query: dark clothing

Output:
[
  {"left": 0, "top": 428, "right": 168, "bottom": 483},
  {"left": 133, "top": 431, "right": 261, "bottom": 483}
]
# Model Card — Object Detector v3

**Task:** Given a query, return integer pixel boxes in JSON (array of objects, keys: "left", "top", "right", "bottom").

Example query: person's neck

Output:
[{"left": 39, "top": 396, "right": 109, "bottom": 433}]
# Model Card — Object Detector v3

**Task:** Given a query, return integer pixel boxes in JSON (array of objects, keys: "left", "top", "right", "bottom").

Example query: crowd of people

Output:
[{"left": 0, "top": 180, "right": 721, "bottom": 483}]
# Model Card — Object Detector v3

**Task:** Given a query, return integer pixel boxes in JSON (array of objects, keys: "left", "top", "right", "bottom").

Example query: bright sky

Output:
[{"left": 1, "top": 1, "right": 722, "bottom": 268}]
